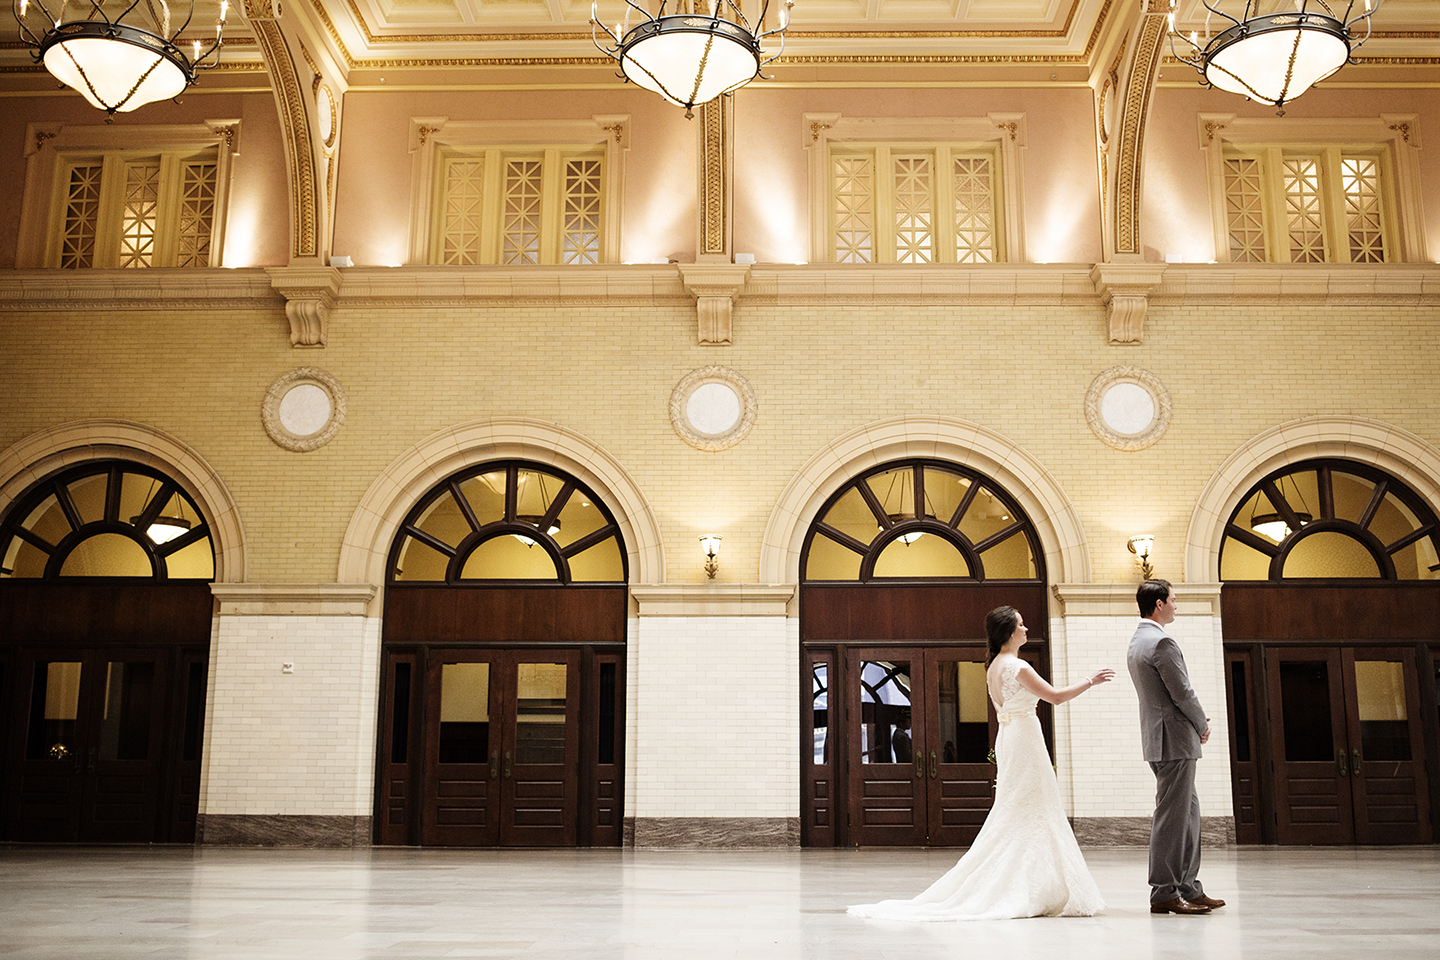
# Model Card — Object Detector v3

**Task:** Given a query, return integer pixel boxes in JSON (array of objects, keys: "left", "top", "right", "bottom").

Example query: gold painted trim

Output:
[
  {"left": 1114, "top": 13, "right": 1165, "bottom": 256},
  {"left": 254, "top": 20, "right": 319, "bottom": 258}
]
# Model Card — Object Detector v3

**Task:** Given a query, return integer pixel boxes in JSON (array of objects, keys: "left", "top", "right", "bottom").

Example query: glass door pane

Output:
[
  {"left": 1353, "top": 660, "right": 1409, "bottom": 761},
  {"left": 859, "top": 660, "right": 911, "bottom": 765},
  {"left": 936, "top": 660, "right": 989, "bottom": 763},
  {"left": 847, "top": 652, "right": 924, "bottom": 846},
  {"left": 424, "top": 656, "right": 499, "bottom": 846},
  {"left": 438, "top": 662, "right": 490, "bottom": 764},
  {"left": 26, "top": 662, "right": 82, "bottom": 761},
  {"left": 928, "top": 654, "right": 994, "bottom": 847},
  {"left": 514, "top": 663, "right": 566, "bottom": 764},
  {"left": 98, "top": 661, "right": 154, "bottom": 761}
]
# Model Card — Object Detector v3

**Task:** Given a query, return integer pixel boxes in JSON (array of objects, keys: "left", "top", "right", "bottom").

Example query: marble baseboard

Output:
[
  {"left": 1071, "top": 816, "right": 1236, "bottom": 848},
  {"left": 625, "top": 817, "right": 801, "bottom": 848},
  {"left": 196, "top": 814, "right": 371, "bottom": 847}
]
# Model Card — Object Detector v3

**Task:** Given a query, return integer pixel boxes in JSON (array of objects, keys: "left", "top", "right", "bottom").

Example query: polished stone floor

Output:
[{"left": 1, "top": 844, "right": 1437, "bottom": 959}]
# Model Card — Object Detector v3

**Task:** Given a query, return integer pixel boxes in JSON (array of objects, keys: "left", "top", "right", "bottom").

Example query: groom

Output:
[{"left": 1127, "top": 579, "right": 1225, "bottom": 915}]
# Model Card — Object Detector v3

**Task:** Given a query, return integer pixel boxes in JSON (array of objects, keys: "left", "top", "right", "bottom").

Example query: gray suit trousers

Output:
[{"left": 1149, "top": 758, "right": 1204, "bottom": 903}]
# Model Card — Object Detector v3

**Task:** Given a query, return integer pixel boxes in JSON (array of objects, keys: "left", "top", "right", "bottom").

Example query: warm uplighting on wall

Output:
[
  {"left": 1128, "top": 535, "right": 1156, "bottom": 579},
  {"left": 700, "top": 534, "right": 722, "bottom": 579}
]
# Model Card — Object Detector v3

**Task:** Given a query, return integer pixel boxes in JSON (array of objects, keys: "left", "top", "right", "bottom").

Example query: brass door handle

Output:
[
  {"left": 503, "top": 750, "right": 513, "bottom": 779},
  {"left": 490, "top": 748, "right": 499, "bottom": 779},
  {"left": 1352, "top": 748, "right": 1362, "bottom": 774},
  {"left": 914, "top": 754, "right": 924, "bottom": 779},
  {"left": 929, "top": 750, "right": 938, "bottom": 779},
  {"left": 1338, "top": 750, "right": 1348, "bottom": 777}
]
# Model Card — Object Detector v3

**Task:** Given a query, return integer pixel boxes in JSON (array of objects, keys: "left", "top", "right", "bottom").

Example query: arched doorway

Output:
[
  {"left": 1219, "top": 457, "right": 1440, "bottom": 844},
  {"left": 0, "top": 459, "right": 215, "bottom": 842},
  {"left": 800, "top": 458, "right": 1049, "bottom": 847},
  {"left": 375, "top": 460, "right": 627, "bottom": 847}
]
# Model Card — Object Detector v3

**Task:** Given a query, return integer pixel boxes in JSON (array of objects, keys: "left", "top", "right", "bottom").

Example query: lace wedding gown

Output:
[{"left": 847, "top": 656, "right": 1105, "bottom": 921}]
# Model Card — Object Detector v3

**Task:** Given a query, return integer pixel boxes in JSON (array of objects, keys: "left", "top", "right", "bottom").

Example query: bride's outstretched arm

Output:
[{"left": 1015, "top": 663, "right": 1116, "bottom": 705}]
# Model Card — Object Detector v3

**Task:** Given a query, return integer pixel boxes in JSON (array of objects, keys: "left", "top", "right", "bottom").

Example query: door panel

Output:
[
  {"left": 1268, "top": 649, "right": 1353, "bottom": 844},
  {"left": 1265, "top": 646, "right": 1432, "bottom": 845},
  {"left": 847, "top": 651, "right": 924, "bottom": 845},
  {"left": 10, "top": 651, "right": 167, "bottom": 843},
  {"left": 926, "top": 652, "right": 994, "bottom": 846},
  {"left": 423, "top": 653, "right": 500, "bottom": 846},
  {"left": 1346, "top": 648, "right": 1432, "bottom": 844},
  {"left": 502, "top": 653, "right": 579, "bottom": 846}
]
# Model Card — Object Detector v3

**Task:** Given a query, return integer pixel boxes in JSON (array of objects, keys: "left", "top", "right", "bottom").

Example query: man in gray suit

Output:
[{"left": 1127, "top": 579, "right": 1225, "bottom": 915}]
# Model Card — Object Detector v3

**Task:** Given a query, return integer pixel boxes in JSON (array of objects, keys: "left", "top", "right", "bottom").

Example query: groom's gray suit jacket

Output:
[{"left": 1127, "top": 620, "right": 1208, "bottom": 762}]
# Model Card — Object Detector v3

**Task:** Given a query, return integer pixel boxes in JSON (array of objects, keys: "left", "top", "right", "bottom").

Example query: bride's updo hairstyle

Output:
[{"left": 985, "top": 606, "right": 1021, "bottom": 665}]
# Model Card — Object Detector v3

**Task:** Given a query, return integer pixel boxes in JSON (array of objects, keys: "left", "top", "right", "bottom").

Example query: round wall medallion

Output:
[
  {"left": 262, "top": 367, "right": 346, "bottom": 452},
  {"left": 1085, "top": 366, "right": 1171, "bottom": 451},
  {"left": 317, "top": 83, "right": 337, "bottom": 148},
  {"left": 669, "top": 366, "right": 757, "bottom": 451}
]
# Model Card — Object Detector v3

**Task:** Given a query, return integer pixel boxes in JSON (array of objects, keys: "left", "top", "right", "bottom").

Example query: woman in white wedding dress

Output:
[{"left": 848, "top": 605, "right": 1115, "bottom": 921}]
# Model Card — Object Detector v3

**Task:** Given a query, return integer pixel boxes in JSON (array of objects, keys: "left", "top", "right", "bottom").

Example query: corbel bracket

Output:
[
  {"left": 1090, "top": 263, "right": 1167, "bottom": 345},
  {"left": 266, "top": 265, "right": 343, "bottom": 348},
  {"left": 678, "top": 263, "right": 751, "bottom": 346}
]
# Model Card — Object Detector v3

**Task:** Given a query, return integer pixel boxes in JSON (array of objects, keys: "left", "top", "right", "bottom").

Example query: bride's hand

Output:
[{"left": 1089, "top": 668, "right": 1116, "bottom": 686}]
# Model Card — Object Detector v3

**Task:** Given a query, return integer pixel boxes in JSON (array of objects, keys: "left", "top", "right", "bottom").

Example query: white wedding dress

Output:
[{"left": 847, "top": 656, "right": 1105, "bottom": 921}]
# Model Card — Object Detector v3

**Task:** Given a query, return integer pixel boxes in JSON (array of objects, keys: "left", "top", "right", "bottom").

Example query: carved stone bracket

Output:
[
  {"left": 266, "top": 266, "right": 343, "bottom": 348},
  {"left": 678, "top": 264, "right": 751, "bottom": 346},
  {"left": 1090, "top": 263, "right": 1166, "bottom": 345}
]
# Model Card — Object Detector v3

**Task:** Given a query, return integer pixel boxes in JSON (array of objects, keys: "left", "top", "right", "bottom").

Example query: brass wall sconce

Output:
[
  {"left": 1128, "top": 535, "right": 1156, "bottom": 579},
  {"left": 700, "top": 535, "right": 722, "bottom": 579}
]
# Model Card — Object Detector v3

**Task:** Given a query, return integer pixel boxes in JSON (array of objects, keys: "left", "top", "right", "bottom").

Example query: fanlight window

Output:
[
  {"left": 389, "top": 462, "right": 626, "bottom": 584},
  {"left": 0, "top": 461, "right": 214, "bottom": 579},
  {"left": 802, "top": 460, "right": 1041, "bottom": 582},
  {"left": 1220, "top": 460, "right": 1440, "bottom": 581}
]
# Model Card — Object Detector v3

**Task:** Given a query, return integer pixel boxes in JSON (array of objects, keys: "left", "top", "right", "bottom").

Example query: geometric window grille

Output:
[
  {"left": 801, "top": 459, "right": 1042, "bottom": 583},
  {"left": 433, "top": 147, "right": 607, "bottom": 266},
  {"left": 1282, "top": 156, "right": 1326, "bottom": 263},
  {"left": 562, "top": 158, "right": 603, "bottom": 265},
  {"left": 388, "top": 461, "right": 627, "bottom": 584},
  {"left": 1219, "top": 146, "right": 1392, "bottom": 264},
  {"left": 829, "top": 145, "right": 1004, "bottom": 264},
  {"left": 0, "top": 460, "right": 215, "bottom": 580},
  {"left": 1219, "top": 459, "right": 1439, "bottom": 581},
  {"left": 51, "top": 149, "right": 221, "bottom": 269},
  {"left": 1223, "top": 157, "right": 1266, "bottom": 262}
]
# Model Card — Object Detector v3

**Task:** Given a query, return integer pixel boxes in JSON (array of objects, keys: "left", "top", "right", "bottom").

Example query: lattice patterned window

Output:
[
  {"left": 1219, "top": 145, "right": 1395, "bottom": 264},
  {"left": 433, "top": 147, "right": 606, "bottom": 266},
  {"left": 828, "top": 145, "right": 1003, "bottom": 264},
  {"left": 49, "top": 150, "right": 220, "bottom": 269}
]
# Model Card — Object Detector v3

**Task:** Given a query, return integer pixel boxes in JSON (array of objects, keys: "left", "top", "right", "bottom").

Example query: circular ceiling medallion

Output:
[
  {"left": 317, "top": 83, "right": 337, "bottom": 148},
  {"left": 669, "top": 366, "right": 757, "bottom": 451},
  {"left": 262, "top": 367, "right": 346, "bottom": 452},
  {"left": 1085, "top": 366, "right": 1171, "bottom": 451}
]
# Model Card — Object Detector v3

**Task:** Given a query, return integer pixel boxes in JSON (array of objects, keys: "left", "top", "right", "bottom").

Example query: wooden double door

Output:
[
  {"left": 1262, "top": 645, "right": 1432, "bottom": 844},
  {"left": 805, "top": 643, "right": 1047, "bottom": 846},
  {"left": 1, "top": 646, "right": 207, "bottom": 843},
  {"left": 376, "top": 643, "right": 623, "bottom": 847}
]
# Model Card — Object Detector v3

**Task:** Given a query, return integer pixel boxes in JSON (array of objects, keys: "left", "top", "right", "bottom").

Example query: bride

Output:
[{"left": 848, "top": 605, "right": 1115, "bottom": 921}]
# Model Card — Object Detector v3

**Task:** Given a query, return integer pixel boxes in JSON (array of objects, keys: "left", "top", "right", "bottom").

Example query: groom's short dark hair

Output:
[{"left": 1137, "top": 579, "right": 1172, "bottom": 616}]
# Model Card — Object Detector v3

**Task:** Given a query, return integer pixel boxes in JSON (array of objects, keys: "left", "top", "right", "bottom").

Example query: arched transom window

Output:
[
  {"left": 802, "top": 460, "right": 1042, "bottom": 582},
  {"left": 0, "top": 460, "right": 214, "bottom": 579},
  {"left": 388, "top": 461, "right": 626, "bottom": 584},
  {"left": 1221, "top": 459, "right": 1440, "bottom": 581}
]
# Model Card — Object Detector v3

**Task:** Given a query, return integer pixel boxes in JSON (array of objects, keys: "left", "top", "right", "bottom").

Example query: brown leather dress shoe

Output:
[
  {"left": 1188, "top": 894, "right": 1226, "bottom": 909},
  {"left": 1150, "top": 897, "right": 1211, "bottom": 915}
]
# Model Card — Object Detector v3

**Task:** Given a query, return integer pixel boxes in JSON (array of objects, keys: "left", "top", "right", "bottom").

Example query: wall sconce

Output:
[
  {"left": 1128, "top": 535, "right": 1156, "bottom": 579},
  {"left": 699, "top": 535, "right": 722, "bottom": 579}
]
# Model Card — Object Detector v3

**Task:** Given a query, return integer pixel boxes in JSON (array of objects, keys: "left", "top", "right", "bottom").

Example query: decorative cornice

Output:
[
  {"left": 4, "top": 264, "right": 1437, "bottom": 311},
  {"left": 1052, "top": 582, "right": 1223, "bottom": 618},
  {"left": 211, "top": 582, "right": 378, "bottom": 617},
  {"left": 630, "top": 583, "right": 795, "bottom": 618}
]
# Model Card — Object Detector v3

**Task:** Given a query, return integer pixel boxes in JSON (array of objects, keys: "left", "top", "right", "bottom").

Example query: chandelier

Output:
[
  {"left": 13, "top": 0, "right": 227, "bottom": 117},
  {"left": 592, "top": 0, "right": 793, "bottom": 118},
  {"left": 1167, "top": 1, "right": 1383, "bottom": 114}
]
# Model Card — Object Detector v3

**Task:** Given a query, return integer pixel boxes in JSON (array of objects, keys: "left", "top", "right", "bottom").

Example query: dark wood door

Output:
[
  {"left": 845, "top": 648, "right": 926, "bottom": 845},
  {"left": 842, "top": 646, "right": 1008, "bottom": 846},
  {"left": 9, "top": 650, "right": 166, "bottom": 843},
  {"left": 1267, "top": 646, "right": 1433, "bottom": 844},
  {"left": 420, "top": 648, "right": 581, "bottom": 846},
  {"left": 924, "top": 649, "right": 996, "bottom": 846},
  {"left": 1344, "top": 647, "right": 1432, "bottom": 844},
  {"left": 422, "top": 650, "right": 503, "bottom": 846}
]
